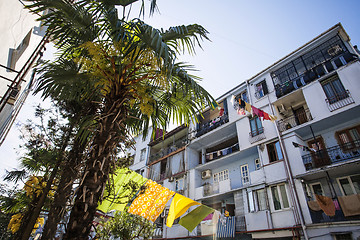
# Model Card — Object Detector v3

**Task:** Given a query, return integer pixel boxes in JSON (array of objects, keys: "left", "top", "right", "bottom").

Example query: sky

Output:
[{"left": 1, "top": 0, "right": 360, "bottom": 184}]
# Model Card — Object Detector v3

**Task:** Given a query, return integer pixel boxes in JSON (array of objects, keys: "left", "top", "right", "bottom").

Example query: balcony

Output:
[
  {"left": 325, "top": 90, "right": 355, "bottom": 112},
  {"left": 249, "top": 127, "right": 265, "bottom": 143},
  {"left": 148, "top": 137, "right": 187, "bottom": 163},
  {"left": 205, "top": 142, "right": 239, "bottom": 163},
  {"left": 308, "top": 196, "right": 360, "bottom": 224},
  {"left": 277, "top": 109, "right": 313, "bottom": 132},
  {"left": 274, "top": 51, "right": 358, "bottom": 99},
  {"left": 195, "top": 114, "right": 229, "bottom": 138},
  {"left": 302, "top": 140, "right": 360, "bottom": 170},
  {"left": 196, "top": 179, "right": 232, "bottom": 199}
]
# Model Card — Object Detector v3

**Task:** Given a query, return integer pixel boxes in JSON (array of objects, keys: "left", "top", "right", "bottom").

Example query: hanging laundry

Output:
[
  {"left": 245, "top": 102, "right": 252, "bottom": 113},
  {"left": 237, "top": 108, "right": 246, "bottom": 115},
  {"left": 219, "top": 108, "right": 224, "bottom": 117},
  {"left": 97, "top": 168, "right": 147, "bottom": 213},
  {"left": 178, "top": 205, "right": 215, "bottom": 232},
  {"left": 292, "top": 142, "right": 316, "bottom": 152},
  {"left": 128, "top": 179, "right": 174, "bottom": 222},
  {"left": 209, "top": 153, "right": 213, "bottom": 160},
  {"left": 166, "top": 194, "right": 201, "bottom": 228},
  {"left": 315, "top": 194, "right": 335, "bottom": 216},
  {"left": 251, "top": 106, "right": 261, "bottom": 117},
  {"left": 216, "top": 215, "right": 236, "bottom": 238},
  {"left": 258, "top": 109, "right": 265, "bottom": 119},
  {"left": 269, "top": 114, "right": 277, "bottom": 122},
  {"left": 263, "top": 111, "right": 271, "bottom": 121},
  {"left": 217, "top": 150, "right": 222, "bottom": 157},
  {"left": 338, "top": 194, "right": 360, "bottom": 217},
  {"left": 239, "top": 99, "right": 246, "bottom": 109}
]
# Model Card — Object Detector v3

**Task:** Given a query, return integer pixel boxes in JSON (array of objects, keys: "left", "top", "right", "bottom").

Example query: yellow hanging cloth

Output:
[
  {"left": 245, "top": 102, "right": 252, "bottom": 113},
  {"left": 166, "top": 193, "right": 201, "bottom": 228},
  {"left": 269, "top": 114, "right": 277, "bottom": 122},
  {"left": 128, "top": 179, "right": 174, "bottom": 222}
]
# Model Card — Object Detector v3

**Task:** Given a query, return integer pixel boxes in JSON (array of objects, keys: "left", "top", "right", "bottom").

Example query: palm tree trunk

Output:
[
  {"left": 64, "top": 102, "right": 125, "bottom": 239},
  {"left": 40, "top": 142, "right": 83, "bottom": 240}
]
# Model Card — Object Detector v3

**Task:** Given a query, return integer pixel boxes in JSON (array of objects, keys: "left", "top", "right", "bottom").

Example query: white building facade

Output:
[
  {"left": 0, "top": 1, "right": 47, "bottom": 144},
  {"left": 130, "top": 23, "right": 360, "bottom": 240}
]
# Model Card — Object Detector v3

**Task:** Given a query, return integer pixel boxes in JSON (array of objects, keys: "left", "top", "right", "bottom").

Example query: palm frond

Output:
[{"left": 3, "top": 170, "right": 28, "bottom": 184}]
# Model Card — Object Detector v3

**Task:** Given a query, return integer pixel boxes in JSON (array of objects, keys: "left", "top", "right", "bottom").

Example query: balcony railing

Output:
[
  {"left": 148, "top": 138, "right": 187, "bottom": 163},
  {"left": 277, "top": 109, "right": 313, "bottom": 132},
  {"left": 249, "top": 127, "right": 265, "bottom": 143},
  {"left": 325, "top": 90, "right": 355, "bottom": 112},
  {"left": 195, "top": 114, "right": 229, "bottom": 138},
  {"left": 302, "top": 140, "right": 360, "bottom": 170}
]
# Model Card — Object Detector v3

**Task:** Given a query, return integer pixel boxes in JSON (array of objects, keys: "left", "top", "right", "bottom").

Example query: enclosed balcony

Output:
[
  {"left": 325, "top": 89, "right": 355, "bottom": 112},
  {"left": 302, "top": 140, "right": 360, "bottom": 170},
  {"left": 271, "top": 34, "right": 358, "bottom": 99}
]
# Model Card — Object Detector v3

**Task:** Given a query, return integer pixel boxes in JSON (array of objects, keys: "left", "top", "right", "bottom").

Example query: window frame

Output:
[
  {"left": 267, "top": 141, "right": 284, "bottom": 163},
  {"left": 335, "top": 125, "right": 360, "bottom": 151},
  {"left": 213, "top": 169, "right": 229, "bottom": 183},
  {"left": 139, "top": 148, "right": 146, "bottom": 162},
  {"left": 240, "top": 164, "right": 250, "bottom": 184},
  {"left": 321, "top": 75, "right": 348, "bottom": 104},
  {"left": 307, "top": 182, "right": 324, "bottom": 200},
  {"left": 255, "top": 158, "right": 261, "bottom": 170},
  {"left": 249, "top": 116, "right": 263, "bottom": 137},
  {"left": 248, "top": 188, "right": 268, "bottom": 212},
  {"left": 270, "top": 184, "right": 290, "bottom": 211},
  {"left": 255, "top": 80, "right": 269, "bottom": 99},
  {"left": 337, "top": 174, "right": 360, "bottom": 196}
]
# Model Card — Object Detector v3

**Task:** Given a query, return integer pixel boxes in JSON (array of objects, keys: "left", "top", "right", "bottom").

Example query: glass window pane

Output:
[
  {"left": 250, "top": 119, "right": 257, "bottom": 132},
  {"left": 256, "top": 117, "right": 262, "bottom": 130},
  {"left": 248, "top": 191, "right": 255, "bottom": 212},
  {"left": 257, "top": 189, "right": 267, "bottom": 211},
  {"left": 280, "top": 185, "right": 289, "bottom": 208},
  {"left": 271, "top": 186, "right": 281, "bottom": 210},
  {"left": 323, "top": 83, "right": 335, "bottom": 99},
  {"left": 349, "top": 129, "right": 360, "bottom": 141},
  {"left": 350, "top": 175, "right": 360, "bottom": 194},
  {"left": 332, "top": 79, "right": 346, "bottom": 95},
  {"left": 339, "top": 178, "right": 353, "bottom": 195},
  {"left": 275, "top": 141, "right": 283, "bottom": 161},
  {"left": 312, "top": 184, "right": 323, "bottom": 196}
]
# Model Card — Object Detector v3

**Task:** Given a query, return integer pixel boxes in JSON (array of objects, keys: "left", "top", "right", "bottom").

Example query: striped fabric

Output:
[{"left": 216, "top": 216, "right": 235, "bottom": 238}]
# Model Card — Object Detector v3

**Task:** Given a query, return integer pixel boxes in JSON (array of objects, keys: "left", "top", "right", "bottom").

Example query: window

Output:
[
  {"left": 336, "top": 125, "right": 360, "bottom": 151},
  {"left": 271, "top": 184, "right": 289, "bottom": 210},
  {"left": 267, "top": 141, "right": 283, "bottom": 163},
  {"left": 7, "top": 30, "right": 31, "bottom": 70},
  {"left": 337, "top": 174, "right": 360, "bottom": 196},
  {"left": 255, "top": 80, "right": 269, "bottom": 99},
  {"left": 140, "top": 148, "right": 146, "bottom": 162},
  {"left": 240, "top": 164, "right": 249, "bottom": 184},
  {"left": 249, "top": 116, "right": 263, "bottom": 137},
  {"left": 321, "top": 75, "right": 348, "bottom": 104},
  {"left": 175, "top": 178, "right": 184, "bottom": 192},
  {"left": 213, "top": 169, "right": 229, "bottom": 183},
  {"left": 333, "top": 233, "right": 352, "bottom": 240},
  {"left": 255, "top": 158, "right": 261, "bottom": 170},
  {"left": 248, "top": 188, "right": 267, "bottom": 212},
  {"left": 307, "top": 182, "right": 324, "bottom": 200}
]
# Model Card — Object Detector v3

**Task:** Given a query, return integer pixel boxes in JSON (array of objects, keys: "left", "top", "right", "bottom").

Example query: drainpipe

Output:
[{"left": 267, "top": 95, "right": 309, "bottom": 240}]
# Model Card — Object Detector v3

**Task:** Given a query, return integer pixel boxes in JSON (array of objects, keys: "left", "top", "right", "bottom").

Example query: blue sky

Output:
[{"left": 1, "top": 0, "right": 360, "bottom": 182}]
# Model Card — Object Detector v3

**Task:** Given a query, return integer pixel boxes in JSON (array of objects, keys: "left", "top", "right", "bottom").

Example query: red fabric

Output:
[
  {"left": 251, "top": 106, "right": 260, "bottom": 116},
  {"left": 263, "top": 111, "right": 271, "bottom": 120},
  {"left": 258, "top": 109, "right": 265, "bottom": 119}
]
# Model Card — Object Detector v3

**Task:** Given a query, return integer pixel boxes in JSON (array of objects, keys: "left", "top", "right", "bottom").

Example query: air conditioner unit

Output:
[
  {"left": 169, "top": 176, "right": 174, "bottom": 182},
  {"left": 201, "top": 170, "right": 212, "bottom": 179}
]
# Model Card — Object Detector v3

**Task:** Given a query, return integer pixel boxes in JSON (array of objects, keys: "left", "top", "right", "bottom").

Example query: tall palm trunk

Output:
[
  {"left": 64, "top": 99, "right": 126, "bottom": 239},
  {"left": 40, "top": 141, "right": 84, "bottom": 240}
]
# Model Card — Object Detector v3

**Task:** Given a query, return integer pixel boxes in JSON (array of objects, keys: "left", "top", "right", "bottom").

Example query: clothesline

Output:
[
  {"left": 97, "top": 167, "right": 235, "bottom": 236},
  {"left": 231, "top": 95, "right": 277, "bottom": 122},
  {"left": 205, "top": 142, "right": 239, "bottom": 156}
]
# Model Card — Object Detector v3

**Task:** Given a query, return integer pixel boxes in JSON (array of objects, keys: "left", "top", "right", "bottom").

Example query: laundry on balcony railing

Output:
[
  {"left": 205, "top": 143, "right": 239, "bottom": 162},
  {"left": 231, "top": 95, "right": 277, "bottom": 122},
  {"left": 302, "top": 140, "right": 360, "bottom": 170},
  {"left": 277, "top": 109, "right": 313, "bottom": 132}
]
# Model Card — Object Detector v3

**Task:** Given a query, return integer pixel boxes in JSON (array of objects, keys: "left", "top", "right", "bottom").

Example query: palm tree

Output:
[{"left": 26, "top": 1, "right": 214, "bottom": 239}]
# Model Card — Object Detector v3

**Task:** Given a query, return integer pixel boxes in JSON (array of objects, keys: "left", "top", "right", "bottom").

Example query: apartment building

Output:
[
  {"left": 129, "top": 23, "right": 360, "bottom": 240},
  {"left": 0, "top": 1, "right": 47, "bottom": 145}
]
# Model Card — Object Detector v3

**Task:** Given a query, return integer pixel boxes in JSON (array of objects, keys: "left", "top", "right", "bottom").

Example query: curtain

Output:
[
  {"left": 171, "top": 151, "right": 185, "bottom": 175},
  {"left": 150, "top": 162, "right": 161, "bottom": 181}
]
